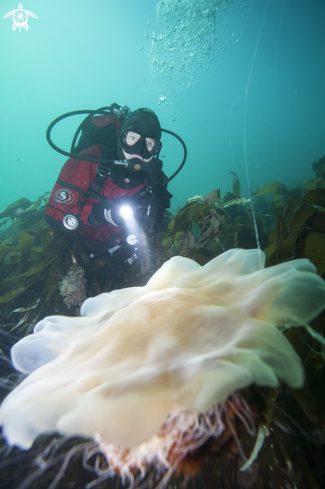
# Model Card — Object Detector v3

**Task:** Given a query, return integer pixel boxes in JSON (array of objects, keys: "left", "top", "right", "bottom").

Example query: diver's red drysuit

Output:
[
  {"left": 46, "top": 112, "right": 171, "bottom": 256},
  {"left": 45, "top": 144, "right": 146, "bottom": 249}
]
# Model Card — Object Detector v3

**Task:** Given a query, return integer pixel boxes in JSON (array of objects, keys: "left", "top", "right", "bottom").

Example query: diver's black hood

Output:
[
  {"left": 119, "top": 108, "right": 162, "bottom": 161},
  {"left": 121, "top": 108, "right": 162, "bottom": 140}
]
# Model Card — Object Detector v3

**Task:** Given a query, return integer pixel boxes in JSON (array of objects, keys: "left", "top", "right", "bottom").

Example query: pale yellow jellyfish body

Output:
[{"left": 0, "top": 249, "right": 324, "bottom": 480}]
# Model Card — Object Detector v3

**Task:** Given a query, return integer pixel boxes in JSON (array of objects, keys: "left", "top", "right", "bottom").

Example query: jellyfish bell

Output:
[{"left": 0, "top": 248, "right": 325, "bottom": 484}]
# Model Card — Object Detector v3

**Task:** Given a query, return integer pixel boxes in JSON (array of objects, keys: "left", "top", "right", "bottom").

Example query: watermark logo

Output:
[{"left": 3, "top": 3, "right": 38, "bottom": 32}]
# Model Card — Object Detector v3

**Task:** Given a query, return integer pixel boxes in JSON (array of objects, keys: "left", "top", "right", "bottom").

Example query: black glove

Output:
[
  {"left": 89, "top": 198, "right": 136, "bottom": 229},
  {"left": 89, "top": 185, "right": 171, "bottom": 232},
  {"left": 89, "top": 203, "right": 108, "bottom": 226}
]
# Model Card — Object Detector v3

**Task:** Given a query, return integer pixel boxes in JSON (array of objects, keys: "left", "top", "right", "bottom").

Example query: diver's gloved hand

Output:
[
  {"left": 132, "top": 186, "right": 172, "bottom": 234},
  {"left": 89, "top": 199, "right": 136, "bottom": 229},
  {"left": 89, "top": 203, "right": 110, "bottom": 226}
]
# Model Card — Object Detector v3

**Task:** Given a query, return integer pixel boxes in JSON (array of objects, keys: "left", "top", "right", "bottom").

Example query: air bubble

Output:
[{"left": 144, "top": 0, "right": 232, "bottom": 96}]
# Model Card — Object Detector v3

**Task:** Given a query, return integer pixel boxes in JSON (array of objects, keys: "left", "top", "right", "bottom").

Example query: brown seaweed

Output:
[{"left": 0, "top": 157, "right": 325, "bottom": 489}]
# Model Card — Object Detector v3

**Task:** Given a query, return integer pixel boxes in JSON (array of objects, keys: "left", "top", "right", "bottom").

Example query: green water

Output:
[{"left": 0, "top": 0, "right": 324, "bottom": 214}]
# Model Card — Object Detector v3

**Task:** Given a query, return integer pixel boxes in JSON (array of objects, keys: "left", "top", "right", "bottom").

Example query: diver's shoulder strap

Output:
[{"left": 88, "top": 167, "right": 110, "bottom": 195}]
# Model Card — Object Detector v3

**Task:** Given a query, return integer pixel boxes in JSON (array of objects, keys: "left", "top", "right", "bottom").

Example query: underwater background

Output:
[
  {"left": 0, "top": 0, "right": 324, "bottom": 215},
  {"left": 1, "top": 1, "right": 325, "bottom": 488}
]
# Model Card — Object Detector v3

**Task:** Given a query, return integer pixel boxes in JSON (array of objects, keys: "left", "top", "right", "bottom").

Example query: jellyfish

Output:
[{"left": 0, "top": 248, "right": 324, "bottom": 485}]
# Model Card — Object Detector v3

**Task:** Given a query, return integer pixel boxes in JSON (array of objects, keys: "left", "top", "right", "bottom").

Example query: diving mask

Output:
[{"left": 122, "top": 130, "right": 162, "bottom": 160}]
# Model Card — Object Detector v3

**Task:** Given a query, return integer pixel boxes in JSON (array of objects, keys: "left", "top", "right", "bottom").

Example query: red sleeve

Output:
[{"left": 45, "top": 147, "right": 99, "bottom": 228}]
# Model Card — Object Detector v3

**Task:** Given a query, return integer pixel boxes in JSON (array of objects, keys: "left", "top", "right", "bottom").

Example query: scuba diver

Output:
[{"left": 45, "top": 104, "right": 183, "bottom": 275}]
